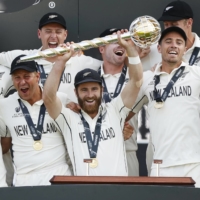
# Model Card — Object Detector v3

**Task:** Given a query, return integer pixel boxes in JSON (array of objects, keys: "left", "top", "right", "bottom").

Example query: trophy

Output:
[{"left": 19, "top": 15, "right": 161, "bottom": 62}]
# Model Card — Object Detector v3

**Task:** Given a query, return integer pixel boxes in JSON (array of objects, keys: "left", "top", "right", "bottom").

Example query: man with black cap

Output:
[
  {"left": 131, "top": 26, "right": 200, "bottom": 187},
  {"left": 140, "top": 0, "right": 200, "bottom": 175},
  {"left": 0, "top": 55, "right": 72, "bottom": 186},
  {"left": 43, "top": 34, "right": 143, "bottom": 175},
  {"left": 98, "top": 28, "right": 139, "bottom": 176},
  {"left": 143, "top": 1, "right": 200, "bottom": 68}
]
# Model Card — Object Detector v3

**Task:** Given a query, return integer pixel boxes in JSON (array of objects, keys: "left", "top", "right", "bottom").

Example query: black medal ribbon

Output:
[
  {"left": 98, "top": 65, "right": 127, "bottom": 103},
  {"left": 80, "top": 112, "right": 102, "bottom": 158},
  {"left": 153, "top": 66, "right": 185, "bottom": 103},
  {"left": 18, "top": 99, "right": 46, "bottom": 141},
  {"left": 188, "top": 47, "right": 200, "bottom": 66},
  {"left": 37, "top": 65, "right": 46, "bottom": 86},
  {"left": 37, "top": 64, "right": 64, "bottom": 88}
]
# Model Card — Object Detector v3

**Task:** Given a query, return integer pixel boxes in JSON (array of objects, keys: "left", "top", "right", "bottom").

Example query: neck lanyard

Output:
[
  {"left": 37, "top": 64, "right": 64, "bottom": 88},
  {"left": 153, "top": 66, "right": 185, "bottom": 108},
  {"left": 98, "top": 65, "right": 127, "bottom": 103},
  {"left": 18, "top": 99, "right": 46, "bottom": 141},
  {"left": 80, "top": 112, "right": 102, "bottom": 158},
  {"left": 37, "top": 65, "right": 46, "bottom": 86},
  {"left": 188, "top": 47, "right": 200, "bottom": 66}
]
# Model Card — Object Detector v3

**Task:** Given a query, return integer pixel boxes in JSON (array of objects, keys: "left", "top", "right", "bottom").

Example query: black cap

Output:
[
  {"left": 39, "top": 12, "right": 67, "bottom": 29},
  {"left": 158, "top": 26, "right": 187, "bottom": 44},
  {"left": 74, "top": 68, "right": 102, "bottom": 87},
  {"left": 158, "top": 1, "right": 193, "bottom": 21},
  {"left": 10, "top": 55, "right": 38, "bottom": 74},
  {"left": 99, "top": 28, "right": 122, "bottom": 37}
]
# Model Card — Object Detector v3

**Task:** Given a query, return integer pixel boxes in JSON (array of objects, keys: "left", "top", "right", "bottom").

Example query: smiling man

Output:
[
  {"left": 43, "top": 34, "right": 143, "bottom": 176},
  {"left": 98, "top": 28, "right": 139, "bottom": 176},
  {"left": 131, "top": 26, "right": 200, "bottom": 187},
  {"left": 0, "top": 55, "right": 72, "bottom": 186}
]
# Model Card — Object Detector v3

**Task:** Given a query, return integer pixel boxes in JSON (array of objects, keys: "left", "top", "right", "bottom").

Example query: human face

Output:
[
  {"left": 158, "top": 32, "right": 186, "bottom": 65},
  {"left": 38, "top": 23, "right": 67, "bottom": 50},
  {"left": 163, "top": 19, "right": 192, "bottom": 37},
  {"left": 12, "top": 69, "right": 40, "bottom": 104},
  {"left": 99, "top": 43, "right": 126, "bottom": 66},
  {"left": 75, "top": 82, "right": 102, "bottom": 118}
]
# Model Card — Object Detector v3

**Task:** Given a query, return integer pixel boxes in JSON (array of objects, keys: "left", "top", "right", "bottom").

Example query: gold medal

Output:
[
  {"left": 154, "top": 102, "right": 164, "bottom": 109},
  {"left": 33, "top": 141, "right": 43, "bottom": 151},
  {"left": 89, "top": 158, "right": 98, "bottom": 168}
]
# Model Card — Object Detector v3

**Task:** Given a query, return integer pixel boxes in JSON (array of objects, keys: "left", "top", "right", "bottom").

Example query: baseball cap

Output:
[
  {"left": 74, "top": 68, "right": 102, "bottom": 86},
  {"left": 158, "top": 26, "right": 187, "bottom": 44},
  {"left": 99, "top": 28, "right": 122, "bottom": 37},
  {"left": 10, "top": 55, "right": 38, "bottom": 74},
  {"left": 39, "top": 12, "right": 67, "bottom": 29},
  {"left": 158, "top": 1, "right": 193, "bottom": 21}
]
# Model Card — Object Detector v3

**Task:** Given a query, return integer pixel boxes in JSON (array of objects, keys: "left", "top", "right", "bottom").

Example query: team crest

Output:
[
  {"left": 83, "top": 72, "right": 91, "bottom": 77},
  {"left": 48, "top": 15, "right": 57, "bottom": 19}
]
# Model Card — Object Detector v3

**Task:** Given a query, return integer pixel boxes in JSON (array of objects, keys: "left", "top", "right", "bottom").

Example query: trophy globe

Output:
[{"left": 129, "top": 15, "right": 161, "bottom": 49}]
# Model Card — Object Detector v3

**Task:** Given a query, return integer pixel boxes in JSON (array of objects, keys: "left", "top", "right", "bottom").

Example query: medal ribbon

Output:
[
  {"left": 37, "top": 64, "right": 64, "bottom": 88},
  {"left": 80, "top": 112, "right": 102, "bottom": 158},
  {"left": 37, "top": 65, "right": 46, "bottom": 86},
  {"left": 98, "top": 65, "right": 127, "bottom": 103},
  {"left": 188, "top": 47, "right": 200, "bottom": 66},
  {"left": 153, "top": 66, "right": 185, "bottom": 103},
  {"left": 18, "top": 99, "right": 46, "bottom": 141}
]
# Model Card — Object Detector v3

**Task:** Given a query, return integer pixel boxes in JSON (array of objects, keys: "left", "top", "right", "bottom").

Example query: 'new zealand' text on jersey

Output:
[
  {"left": 0, "top": 91, "right": 71, "bottom": 175},
  {"left": 132, "top": 62, "right": 200, "bottom": 168},
  {"left": 55, "top": 95, "right": 129, "bottom": 176}
]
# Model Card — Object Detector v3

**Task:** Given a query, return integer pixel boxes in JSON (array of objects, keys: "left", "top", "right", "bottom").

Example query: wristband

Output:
[{"left": 128, "top": 56, "right": 141, "bottom": 65}]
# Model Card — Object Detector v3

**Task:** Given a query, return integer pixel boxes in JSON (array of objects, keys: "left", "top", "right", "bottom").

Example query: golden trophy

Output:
[{"left": 19, "top": 15, "right": 161, "bottom": 62}]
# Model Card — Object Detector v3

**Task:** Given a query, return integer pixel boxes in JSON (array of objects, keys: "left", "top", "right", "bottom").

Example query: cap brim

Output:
[
  {"left": 158, "top": 15, "right": 185, "bottom": 21},
  {"left": 75, "top": 79, "right": 102, "bottom": 86},
  {"left": 10, "top": 66, "right": 36, "bottom": 74}
]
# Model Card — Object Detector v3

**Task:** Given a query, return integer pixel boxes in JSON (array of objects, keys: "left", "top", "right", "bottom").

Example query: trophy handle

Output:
[{"left": 19, "top": 15, "right": 161, "bottom": 62}]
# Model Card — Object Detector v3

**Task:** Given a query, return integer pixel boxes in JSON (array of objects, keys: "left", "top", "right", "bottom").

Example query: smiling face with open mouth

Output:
[
  {"left": 100, "top": 43, "right": 126, "bottom": 66},
  {"left": 12, "top": 69, "right": 41, "bottom": 105},
  {"left": 158, "top": 32, "right": 186, "bottom": 65},
  {"left": 38, "top": 23, "right": 67, "bottom": 50},
  {"left": 75, "top": 82, "right": 102, "bottom": 119}
]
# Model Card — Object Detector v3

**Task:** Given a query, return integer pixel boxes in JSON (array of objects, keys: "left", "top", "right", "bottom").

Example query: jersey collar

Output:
[{"left": 154, "top": 61, "right": 187, "bottom": 75}]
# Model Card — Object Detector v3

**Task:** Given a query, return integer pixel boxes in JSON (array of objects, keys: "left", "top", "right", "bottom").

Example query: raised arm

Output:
[
  {"left": 43, "top": 45, "right": 74, "bottom": 119},
  {"left": 118, "top": 33, "right": 143, "bottom": 109}
]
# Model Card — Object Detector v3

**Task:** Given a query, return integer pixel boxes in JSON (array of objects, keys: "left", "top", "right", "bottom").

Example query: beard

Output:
[{"left": 77, "top": 94, "right": 102, "bottom": 116}]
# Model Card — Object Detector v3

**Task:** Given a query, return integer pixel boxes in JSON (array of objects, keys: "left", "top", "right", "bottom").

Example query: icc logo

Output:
[{"left": 49, "top": 1, "right": 56, "bottom": 9}]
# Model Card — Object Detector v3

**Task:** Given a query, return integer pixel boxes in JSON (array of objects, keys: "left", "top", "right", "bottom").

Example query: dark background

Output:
[{"left": 0, "top": 0, "right": 199, "bottom": 176}]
